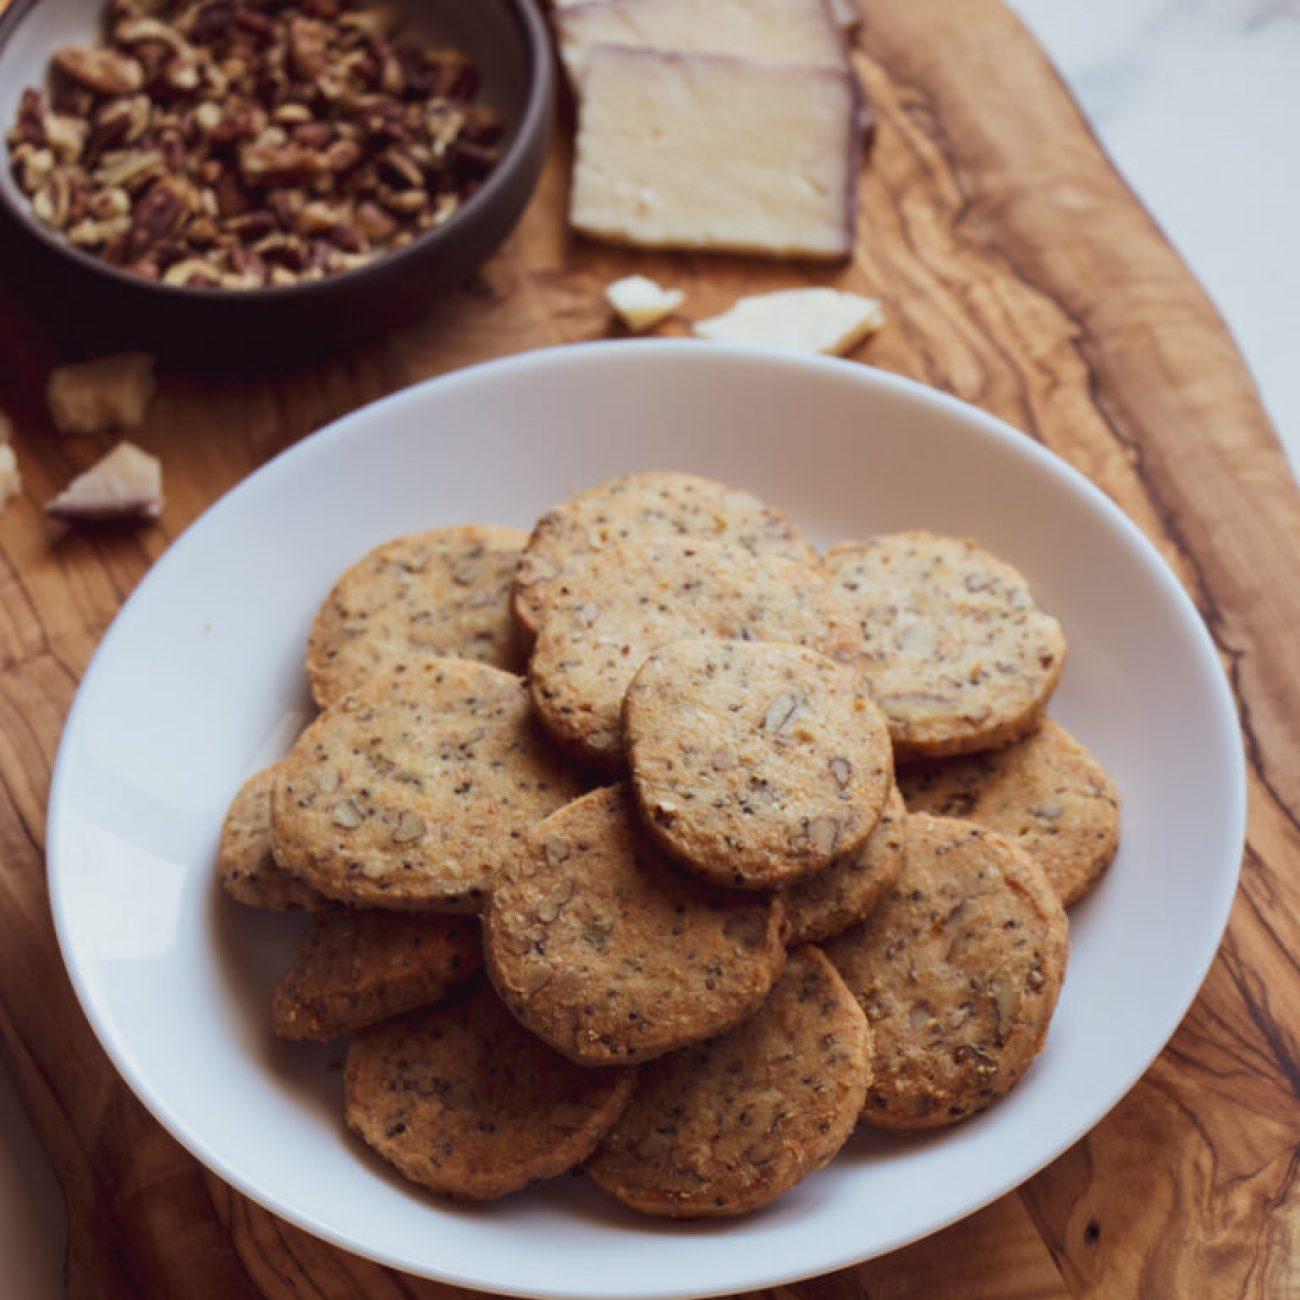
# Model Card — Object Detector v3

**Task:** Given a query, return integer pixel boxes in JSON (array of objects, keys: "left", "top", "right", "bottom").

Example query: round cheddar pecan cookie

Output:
[
  {"left": 825, "top": 532, "right": 1066, "bottom": 761},
  {"left": 898, "top": 719, "right": 1119, "bottom": 906},
  {"left": 587, "top": 946, "right": 870, "bottom": 1218},
  {"left": 218, "top": 767, "right": 329, "bottom": 912},
  {"left": 513, "top": 470, "right": 818, "bottom": 640},
  {"left": 530, "top": 539, "right": 863, "bottom": 771},
  {"left": 624, "top": 639, "right": 892, "bottom": 889},
  {"left": 271, "top": 909, "right": 482, "bottom": 1042},
  {"left": 781, "top": 785, "right": 908, "bottom": 946},
  {"left": 307, "top": 525, "right": 528, "bottom": 708},
  {"left": 271, "top": 661, "right": 586, "bottom": 911},
  {"left": 485, "top": 785, "right": 787, "bottom": 1065},
  {"left": 825, "top": 813, "right": 1067, "bottom": 1130},
  {"left": 345, "top": 983, "right": 636, "bottom": 1201}
]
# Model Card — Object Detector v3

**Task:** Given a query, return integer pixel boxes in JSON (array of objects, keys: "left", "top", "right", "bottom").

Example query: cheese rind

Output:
[
  {"left": 571, "top": 47, "right": 860, "bottom": 259},
  {"left": 694, "top": 288, "right": 885, "bottom": 355},
  {"left": 605, "top": 275, "right": 685, "bottom": 331},
  {"left": 558, "top": 0, "right": 845, "bottom": 85}
]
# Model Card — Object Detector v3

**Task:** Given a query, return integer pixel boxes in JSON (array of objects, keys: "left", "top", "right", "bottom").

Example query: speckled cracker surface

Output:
[
  {"left": 826, "top": 813, "right": 1068, "bottom": 1130},
  {"left": 219, "top": 767, "right": 329, "bottom": 912},
  {"left": 271, "top": 661, "right": 586, "bottom": 911},
  {"left": 345, "top": 983, "right": 636, "bottom": 1201},
  {"left": 485, "top": 785, "right": 787, "bottom": 1065},
  {"left": 307, "top": 525, "right": 528, "bottom": 708},
  {"left": 587, "top": 946, "right": 870, "bottom": 1218},
  {"left": 514, "top": 471, "right": 819, "bottom": 639},
  {"left": 826, "top": 532, "right": 1066, "bottom": 760},
  {"left": 899, "top": 719, "right": 1119, "bottom": 906},
  {"left": 530, "top": 539, "right": 863, "bottom": 770},
  {"left": 781, "top": 785, "right": 908, "bottom": 946},
  {"left": 625, "top": 639, "right": 892, "bottom": 888},
  {"left": 271, "top": 910, "right": 483, "bottom": 1041}
]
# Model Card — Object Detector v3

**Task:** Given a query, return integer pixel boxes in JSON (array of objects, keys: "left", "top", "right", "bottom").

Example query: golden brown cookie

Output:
[
  {"left": 825, "top": 813, "right": 1068, "bottom": 1130},
  {"left": 271, "top": 661, "right": 586, "bottom": 912},
  {"left": 624, "top": 639, "right": 892, "bottom": 888},
  {"left": 587, "top": 946, "right": 870, "bottom": 1218},
  {"left": 530, "top": 539, "right": 863, "bottom": 771},
  {"left": 513, "top": 470, "right": 818, "bottom": 640},
  {"left": 781, "top": 786, "right": 908, "bottom": 946},
  {"left": 825, "top": 532, "right": 1066, "bottom": 761},
  {"left": 345, "top": 983, "right": 637, "bottom": 1200},
  {"left": 307, "top": 525, "right": 528, "bottom": 709},
  {"left": 271, "top": 910, "right": 483, "bottom": 1042},
  {"left": 898, "top": 719, "right": 1119, "bottom": 906},
  {"left": 218, "top": 767, "right": 329, "bottom": 912},
  {"left": 485, "top": 785, "right": 787, "bottom": 1065}
]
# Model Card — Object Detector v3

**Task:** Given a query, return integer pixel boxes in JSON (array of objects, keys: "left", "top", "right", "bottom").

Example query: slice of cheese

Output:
[
  {"left": 694, "top": 288, "right": 884, "bottom": 355},
  {"left": 605, "top": 275, "right": 684, "bottom": 331},
  {"left": 571, "top": 47, "right": 861, "bottom": 259},
  {"left": 558, "top": 0, "right": 845, "bottom": 85}
]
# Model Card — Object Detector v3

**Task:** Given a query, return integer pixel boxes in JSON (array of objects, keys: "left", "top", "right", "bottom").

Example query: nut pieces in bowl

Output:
[{"left": 6, "top": 0, "right": 505, "bottom": 290}]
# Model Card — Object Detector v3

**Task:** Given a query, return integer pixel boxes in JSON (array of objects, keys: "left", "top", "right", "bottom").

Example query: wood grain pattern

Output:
[{"left": 1, "top": 0, "right": 1298, "bottom": 1296}]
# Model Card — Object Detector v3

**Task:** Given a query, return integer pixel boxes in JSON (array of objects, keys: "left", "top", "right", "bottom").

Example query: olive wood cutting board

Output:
[{"left": 0, "top": 1, "right": 1298, "bottom": 1296}]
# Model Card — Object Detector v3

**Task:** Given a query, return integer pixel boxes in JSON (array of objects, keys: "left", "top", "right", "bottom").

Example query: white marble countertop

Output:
[
  {"left": 2, "top": 2, "right": 1297, "bottom": 1291},
  {"left": 1008, "top": 0, "right": 1300, "bottom": 477}
]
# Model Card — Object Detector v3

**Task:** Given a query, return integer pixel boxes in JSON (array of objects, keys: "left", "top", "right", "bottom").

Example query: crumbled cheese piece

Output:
[
  {"left": 0, "top": 445, "right": 21, "bottom": 514},
  {"left": 605, "top": 275, "right": 685, "bottom": 332},
  {"left": 45, "top": 440, "right": 163, "bottom": 524},
  {"left": 46, "top": 352, "right": 157, "bottom": 435},
  {"left": 825, "top": 0, "right": 861, "bottom": 32},
  {"left": 558, "top": 0, "right": 845, "bottom": 86},
  {"left": 694, "top": 287, "right": 885, "bottom": 355},
  {"left": 571, "top": 47, "right": 860, "bottom": 259}
]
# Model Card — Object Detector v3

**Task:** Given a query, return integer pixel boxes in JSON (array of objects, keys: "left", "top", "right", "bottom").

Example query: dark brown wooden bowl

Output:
[{"left": 0, "top": 0, "right": 554, "bottom": 365}]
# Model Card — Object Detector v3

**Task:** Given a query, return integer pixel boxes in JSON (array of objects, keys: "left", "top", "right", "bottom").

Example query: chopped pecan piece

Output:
[{"left": 54, "top": 46, "right": 144, "bottom": 96}]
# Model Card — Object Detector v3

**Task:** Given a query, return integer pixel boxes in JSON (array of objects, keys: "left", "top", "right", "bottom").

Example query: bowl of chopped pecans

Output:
[{"left": 0, "top": 0, "right": 553, "bottom": 361}]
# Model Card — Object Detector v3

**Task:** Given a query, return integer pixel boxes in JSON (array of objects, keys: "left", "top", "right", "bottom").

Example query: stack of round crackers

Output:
[{"left": 219, "top": 472, "right": 1119, "bottom": 1216}]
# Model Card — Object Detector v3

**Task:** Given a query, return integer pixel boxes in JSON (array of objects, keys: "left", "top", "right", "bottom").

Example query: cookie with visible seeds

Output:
[
  {"left": 271, "top": 910, "right": 482, "bottom": 1042},
  {"left": 271, "top": 661, "right": 586, "bottom": 912},
  {"left": 530, "top": 539, "right": 863, "bottom": 771},
  {"left": 624, "top": 639, "right": 892, "bottom": 889},
  {"left": 514, "top": 470, "right": 818, "bottom": 640},
  {"left": 307, "top": 525, "right": 528, "bottom": 709},
  {"left": 485, "top": 785, "right": 787, "bottom": 1065},
  {"left": 587, "top": 946, "right": 870, "bottom": 1218},
  {"left": 898, "top": 719, "right": 1119, "bottom": 907},
  {"left": 826, "top": 532, "right": 1066, "bottom": 761},
  {"left": 219, "top": 767, "right": 329, "bottom": 912},
  {"left": 345, "top": 983, "right": 636, "bottom": 1201},
  {"left": 825, "top": 813, "right": 1067, "bottom": 1130},
  {"left": 781, "top": 786, "right": 907, "bottom": 945}
]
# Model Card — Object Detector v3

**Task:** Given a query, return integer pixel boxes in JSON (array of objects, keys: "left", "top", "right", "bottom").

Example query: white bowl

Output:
[{"left": 47, "top": 342, "right": 1245, "bottom": 1300}]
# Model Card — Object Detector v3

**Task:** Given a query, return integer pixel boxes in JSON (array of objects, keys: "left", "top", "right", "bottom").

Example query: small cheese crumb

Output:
[
  {"left": 693, "top": 288, "right": 885, "bottom": 355},
  {"left": 46, "top": 353, "right": 157, "bottom": 435},
  {"left": 45, "top": 440, "right": 163, "bottom": 525},
  {"left": 605, "top": 275, "right": 685, "bottom": 332},
  {"left": 0, "top": 444, "right": 21, "bottom": 514}
]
